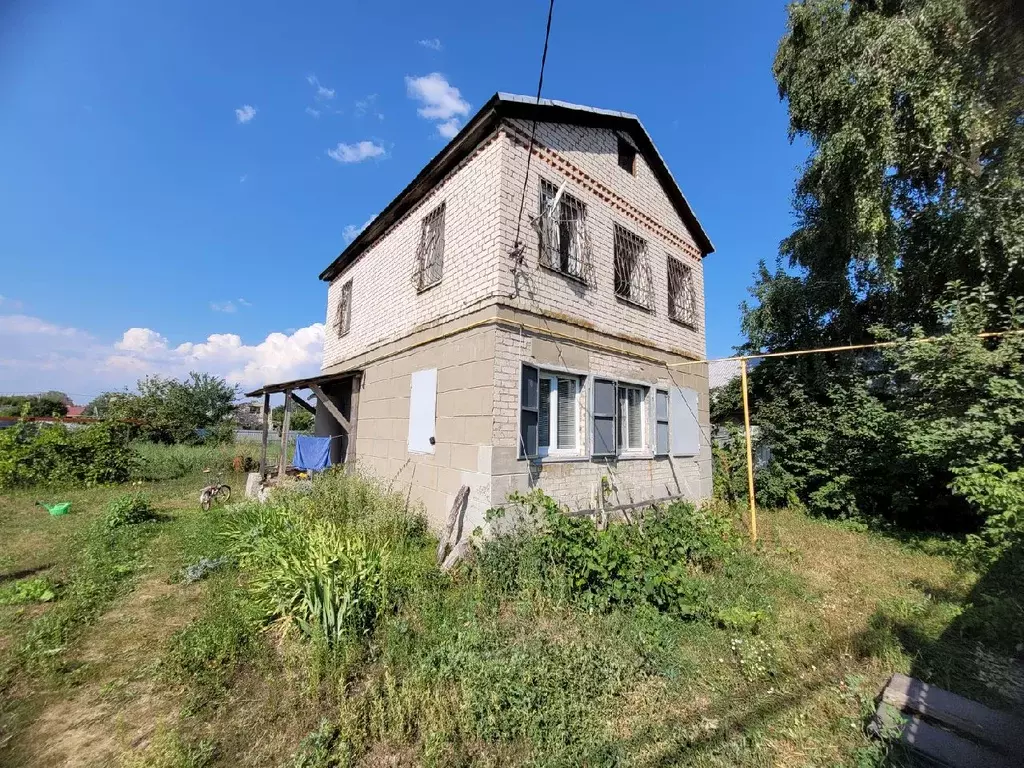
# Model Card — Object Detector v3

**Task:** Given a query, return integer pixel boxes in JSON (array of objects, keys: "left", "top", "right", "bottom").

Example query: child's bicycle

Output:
[{"left": 199, "top": 473, "right": 231, "bottom": 511}]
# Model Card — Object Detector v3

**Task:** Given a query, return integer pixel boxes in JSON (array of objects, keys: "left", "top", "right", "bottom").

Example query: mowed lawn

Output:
[{"left": 0, "top": 475, "right": 1019, "bottom": 768}]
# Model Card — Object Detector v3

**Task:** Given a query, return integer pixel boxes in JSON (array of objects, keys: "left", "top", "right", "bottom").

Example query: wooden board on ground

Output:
[
  {"left": 873, "top": 701, "right": 1015, "bottom": 768},
  {"left": 882, "top": 673, "right": 1024, "bottom": 755}
]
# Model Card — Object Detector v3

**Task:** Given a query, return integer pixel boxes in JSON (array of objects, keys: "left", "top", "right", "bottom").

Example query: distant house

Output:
[
  {"left": 249, "top": 94, "right": 716, "bottom": 530},
  {"left": 66, "top": 405, "right": 86, "bottom": 418}
]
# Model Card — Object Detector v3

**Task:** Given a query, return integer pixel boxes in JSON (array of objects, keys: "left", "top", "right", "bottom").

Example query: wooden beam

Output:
[
  {"left": 289, "top": 391, "right": 315, "bottom": 415},
  {"left": 567, "top": 493, "right": 691, "bottom": 518},
  {"left": 345, "top": 374, "right": 360, "bottom": 469},
  {"left": 277, "top": 391, "right": 292, "bottom": 478},
  {"left": 259, "top": 392, "right": 270, "bottom": 479},
  {"left": 308, "top": 383, "right": 350, "bottom": 432}
]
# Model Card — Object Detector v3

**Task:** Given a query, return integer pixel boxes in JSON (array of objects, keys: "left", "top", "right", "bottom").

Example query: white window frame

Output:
[
  {"left": 538, "top": 372, "right": 583, "bottom": 458},
  {"left": 617, "top": 383, "right": 648, "bottom": 454}
]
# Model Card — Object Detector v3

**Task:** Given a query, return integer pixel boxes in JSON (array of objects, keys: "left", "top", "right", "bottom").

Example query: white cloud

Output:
[
  {"left": 437, "top": 118, "right": 461, "bottom": 138},
  {"left": 235, "top": 104, "right": 257, "bottom": 124},
  {"left": 305, "top": 106, "right": 321, "bottom": 118},
  {"left": 354, "top": 94, "right": 384, "bottom": 121},
  {"left": 326, "top": 140, "right": 386, "bottom": 164},
  {"left": 306, "top": 74, "right": 335, "bottom": 100},
  {"left": 418, "top": 38, "right": 443, "bottom": 51},
  {"left": 405, "top": 73, "right": 469, "bottom": 138},
  {"left": 343, "top": 216, "right": 376, "bottom": 244},
  {"left": 0, "top": 311, "right": 326, "bottom": 399},
  {"left": 210, "top": 301, "right": 238, "bottom": 314},
  {"left": 239, "top": 174, "right": 248, "bottom": 184},
  {"left": 237, "top": 298, "right": 252, "bottom": 307}
]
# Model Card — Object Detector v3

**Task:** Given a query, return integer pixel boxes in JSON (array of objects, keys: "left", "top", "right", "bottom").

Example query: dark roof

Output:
[{"left": 319, "top": 93, "right": 714, "bottom": 282}]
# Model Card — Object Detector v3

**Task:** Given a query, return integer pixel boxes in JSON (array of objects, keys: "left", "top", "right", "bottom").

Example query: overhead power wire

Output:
[{"left": 512, "top": 0, "right": 556, "bottom": 253}]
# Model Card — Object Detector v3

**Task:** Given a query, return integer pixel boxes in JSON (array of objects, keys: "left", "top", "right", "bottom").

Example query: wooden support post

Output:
[
  {"left": 289, "top": 391, "right": 315, "bottom": 415},
  {"left": 308, "top": 383, "right": 350, "bottom": 432},
  {"left": 259, "top": 392, "right": 270, "bottom": 479},
  {"left": 740, "top": 358, "right": 757, "bottom": 543},
  {"left": 346, "top": 374, "right": 360, "bottom": 471},
  {"left": 277, "top": 390, "right": 292, "bottom": 478}
]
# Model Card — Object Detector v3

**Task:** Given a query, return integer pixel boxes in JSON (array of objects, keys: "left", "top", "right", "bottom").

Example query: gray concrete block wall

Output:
[
  {"left": 353, "top": 326, "right": 498, "bottom": 532},
  {"left": 489, "top": 325, "right": 712, "bottom": 513}
]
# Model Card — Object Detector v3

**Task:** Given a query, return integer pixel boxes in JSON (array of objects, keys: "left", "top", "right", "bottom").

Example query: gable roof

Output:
[{"left": 320, "top": 93, "right": 714, "bottom": 282}]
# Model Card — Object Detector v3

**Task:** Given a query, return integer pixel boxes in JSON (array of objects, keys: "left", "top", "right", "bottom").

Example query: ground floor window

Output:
[
  {"left": 617, "top": 384, "right": 648, "bottom": 453},
  {"left": 538, "top": 373, "right": 580, "bottom": 456}
]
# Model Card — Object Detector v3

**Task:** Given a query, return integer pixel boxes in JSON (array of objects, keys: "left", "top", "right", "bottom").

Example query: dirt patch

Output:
[{"left": 5, "top": 576, "right": 202, "bottom": 767}]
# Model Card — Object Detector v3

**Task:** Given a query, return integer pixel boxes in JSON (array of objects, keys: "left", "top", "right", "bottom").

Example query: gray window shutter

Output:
[
  {"left": 655, "top": 390, "right": 669, "bottom": 455},
  {"left": 520, "top": 364, "right": 539, "bottom": 458},
  {"left": 592, "top": 379, "right": 617, "bottom": 457},
  {"left": 670, "top": 387, "right": 699, "bottom": 456}
]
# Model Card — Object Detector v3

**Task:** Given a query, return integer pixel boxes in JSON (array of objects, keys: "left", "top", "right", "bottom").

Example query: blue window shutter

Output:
[
  {"left": 592, "top": 379, "right": 617, "bottom": 457},
  {"left": 670, "top": 387, "right": 699, "bottom": 456},
  {"left": 520, "top": 364, "right": 539, "bottom": 458}
]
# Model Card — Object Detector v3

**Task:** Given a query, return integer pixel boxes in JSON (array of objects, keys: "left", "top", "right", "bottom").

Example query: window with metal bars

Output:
[
  {"left": 667, "top": 256, "right": 698, "bottom": 327},
  {"left": 415, "top": 202, "right": 445, "bottom": 290},
  {"left": 538, "top": 179, "right": 590, "bottom": 283},
  {"left": 613, "top": 224, "right": 653, "bottom": 309},
  {"left": 336, "top": 279, "right": 352, "bottom": 337}
]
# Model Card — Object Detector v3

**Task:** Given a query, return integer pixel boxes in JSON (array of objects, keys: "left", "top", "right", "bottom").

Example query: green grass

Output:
[
  {"left": 0, "top": 470, "right": 1020, "bottom": 767},
  {"left": 131, "top": 440, "right": 285, "bottom": 481}
]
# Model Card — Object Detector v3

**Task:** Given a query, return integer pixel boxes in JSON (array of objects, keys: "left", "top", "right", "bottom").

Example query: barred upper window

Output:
[
  {"left": 613, "top": 224, "right": 653, "bottom": 309},
  {"left": 667, "top": 256, "right": 698, "bottom": 328},
  {"left": 336, "top": 279, "right": 352, "bottom": 337},
  {"left": 538, "top": 179, "right": 590, "bottom": 283},
  {"left": 415, "top": 202, "right": 445, "bottom": 290}
]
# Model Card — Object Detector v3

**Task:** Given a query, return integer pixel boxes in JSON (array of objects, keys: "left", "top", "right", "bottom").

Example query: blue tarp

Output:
[{"left": 292, "top": 435, "right": 332, "bottom": 472}]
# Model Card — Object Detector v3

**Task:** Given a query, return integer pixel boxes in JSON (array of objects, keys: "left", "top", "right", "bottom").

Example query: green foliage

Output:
[
  {"left": 273, "top": 403, "right": 314, "bottom": 432},
  {"left": 0, "top": 419, "right": 138, "bottom": 489},
  {"left": 480, "top": 489, "right": 740, "bottom": 618},
  {"left": 0, "top": 576, "right": 56, "bottom": 605},
  {"left": 131, "top": 440, "right": 276, "bottom": 481},
  {"left": 0, "top": 393, "right": 69, "bottom": 418},
  {"left": 165, "top": 582, "right": 260, "bottom": 707},
  {"left": 220, "top": 471, "right": 431, "bottom": 646},
  {"left": 286, "top": 720, "right": 344, "bottom": 768},
  {"left": 105, "top": 492, "right": 157, "bottom": 529},
  {"left": 102, "top": 372, "right": 238, "bottom": 445}
]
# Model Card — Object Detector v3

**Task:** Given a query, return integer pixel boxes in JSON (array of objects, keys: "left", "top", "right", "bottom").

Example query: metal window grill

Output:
[
  {"left": 667, "top": 256, "right": 698, "bottom": 327},
  {"left": 613, "top": 224, "right": 653, "bottom": 309},
  {"left": 414, "top": 202, "right": 445, "bottom": 289},
  {"left": 537, "top": 179, "right": 592, "bottom": 283},
  {"left": 336, "top": 279, "right": 352, "bottom": 336}
]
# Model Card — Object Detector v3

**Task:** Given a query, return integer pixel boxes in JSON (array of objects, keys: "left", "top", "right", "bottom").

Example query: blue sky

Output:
[{"left": 0, "top": 0, "right": 805, "bottom": 402}]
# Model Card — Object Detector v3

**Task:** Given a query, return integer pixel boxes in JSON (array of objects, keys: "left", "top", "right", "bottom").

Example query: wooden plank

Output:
[
  {"left": 568, "top": 493, "right": 690, "bottom": 518},
  {"left": 882, "top": 673, "right": 1024, "bottom": 755},
  {"left": 259, "top": 392, "right": 270, "bottom": 479},
  {"left": 345, "top": 374, "right": 360, "bottom": 470},
  {"left": 289, "top": 391, "right": 315, "bottom": 415},
  {"left": 309, "top": 383, "right": 351, "bottom": 433},
  {"left": 874, "top": 701, "right": 1015, "bottom": 768},
  {"left": 277, "top": 391, "right": 291, "bottom": 478}
]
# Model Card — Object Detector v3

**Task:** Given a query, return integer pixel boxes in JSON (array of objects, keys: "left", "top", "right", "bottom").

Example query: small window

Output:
[
  {"left": 667, "top": 256, "right": 698, "bottom": 328},
  {"left": 613, "top": 224, "right": 653, "bottom": 309},
  {"left": 520, "top": 364, "right": 582, "bottom": 459},
  {"left": 538, "top": 179, "right": 590, "bottom": 283},
  {"left": 655, "top": 390, "right": 669, "bottom": 455},
  {"left": 617, "top": 384, "right": 648, "bottom": 452},
  {"left": 415, "top": 202, "right": 445, "bottom": 290},
  {"left": 336, "top": 279, "right": 352, "bottom": 336},
  {"left": 617, "top": 136, "right": 636, "bottom": 174}
]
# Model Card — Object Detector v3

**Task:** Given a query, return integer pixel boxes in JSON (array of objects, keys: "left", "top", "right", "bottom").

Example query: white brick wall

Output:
[
  {"left": 497, "top": 119, "right": 707, "bottom": 359},
  {"left": 322, "top": 134, "right": 505, "bottom": 369}
]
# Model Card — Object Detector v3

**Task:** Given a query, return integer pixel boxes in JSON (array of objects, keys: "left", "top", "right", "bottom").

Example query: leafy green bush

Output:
[
  {"left": 479, "top": 490, "right": 740, "bottom": 618},
  {"left": 132, "top": 441, "right": 280, "bottom": 481},
  {"left": 0, "top": 576, "right": 56, "bottom": 605},
  {"left": 105, "top": 493, "right": 157, "bottom": 529},
  {"left": 0, "top": 420, "right": 139, "bottom": 489}
]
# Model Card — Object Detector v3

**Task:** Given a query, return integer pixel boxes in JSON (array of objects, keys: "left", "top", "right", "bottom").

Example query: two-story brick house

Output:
[{"left": 249, "top": 93, "right": 714, "bottom": 531}]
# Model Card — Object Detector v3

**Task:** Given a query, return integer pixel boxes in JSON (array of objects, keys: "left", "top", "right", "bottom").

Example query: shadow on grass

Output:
[
  {"left": 869, "top": 540, "right": 1024, "bottom": 713},
  {"left": 0, "top": 565, "right": 53, "bottom": 585}
]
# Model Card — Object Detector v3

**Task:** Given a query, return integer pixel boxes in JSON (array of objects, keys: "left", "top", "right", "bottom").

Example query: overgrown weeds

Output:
[{"left": 105, "top": 492, "right": 158, "bottom": 528}]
